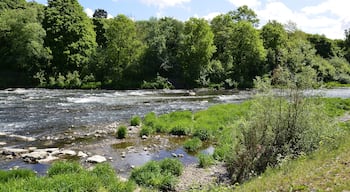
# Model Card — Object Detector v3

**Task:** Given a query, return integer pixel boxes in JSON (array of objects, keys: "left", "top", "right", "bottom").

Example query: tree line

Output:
[{"left": 2, "top": 0, "right": 350, "bottom": 89}]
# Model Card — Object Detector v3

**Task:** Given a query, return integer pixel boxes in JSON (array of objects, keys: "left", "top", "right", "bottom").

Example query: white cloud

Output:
[
  {"left": 84, "top": 8, "right": 94, "bottom": 18},
  {"left": 203, "top": 12, "right": 222, "bottom": 21},
  {"left": 227, "top": 0, "right": 262, "bottom": 8},
  {"left": 140, "top": 0, "right": 191, "bottom": 9},
  {"left": 107, "top": 14, "right": 114, "bottom": 19},
  {"left": 255, "top": 0, "right": 347, "bottom": 39}
]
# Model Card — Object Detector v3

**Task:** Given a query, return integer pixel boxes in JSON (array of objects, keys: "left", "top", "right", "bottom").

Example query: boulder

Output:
[
  {"left": 60, "top": 149, "right": 77, "bottom": 156},
  {"left": 2, "top": 148, "right": 29, "bottom": 156},
  {"left": 87, "top": 155, "right": 107, "bottom": 163},
  {"left": 0, "top": 142, "right": 6, "bottom": 146},
  {"left": 38, "top": 155, "right": 59, "bottom": 164},
  {"left": 77, "top": 151, "right": 88, "bottom": 158},
  {"left": 21, "top": 151, "right": 48, "bottom": 163}
]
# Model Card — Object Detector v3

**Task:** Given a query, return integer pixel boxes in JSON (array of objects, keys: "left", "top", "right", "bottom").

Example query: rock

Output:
[
  {"left": 108, "top": 157, "right": 113, "bottom": 161},
  {"left": 8, "top": 134, "right": 36, "bottom": 142},
  {"left": 141, "top": 135, "right": 148, "bottom": 140},
  {"left": 87, "top": 155, "right": 107, "bottom": 163},
  {"left": 0, "top": 142, "right": 6, "bottom": 146},
  {"left": 143, "top": 147, "right": 148, "bottom": 151},
  {"left": 77, "top": 151, "right": 88, "bottom": 158},
  {"left": 21, "top": 151, "right": 47, "bottom": 160},
  {"left": 6, "top": 155, "right": 13, "bottom": 159},
  {"left": 28, "top": 147, "right": 37, "bottom": 152},
  {"left": 178, "top": 154, "right": 184, "bottom": 158},
  {"left": 60, "top": 149, "right": 77, "bottom": 156},
  {"left": 38, "top": 155, "right": 59, "bottom": 163},
  {"left": 172, "top": 153, "right": 178, "bottom": 158},
  {"left": 121, "top": 152, "right": 126, "bottom": 158},
  {"left": 2, "top": 147, "right": 29, "bottom": 156},
  {"left": 0, "top": 132, "right": 7, "bottom": 136},
  {"left": 130, "top": 165, "right": 135, "bottom": 169}
]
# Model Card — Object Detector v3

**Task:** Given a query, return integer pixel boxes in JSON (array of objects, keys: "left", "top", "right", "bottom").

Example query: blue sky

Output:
[{"left": 31, "top": 0, "right": 350, "bottom": 39}]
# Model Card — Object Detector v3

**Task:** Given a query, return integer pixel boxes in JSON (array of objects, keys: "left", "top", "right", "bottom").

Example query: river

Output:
[{"left": 0, "top": 88, "right": 349, "bottom": 175}]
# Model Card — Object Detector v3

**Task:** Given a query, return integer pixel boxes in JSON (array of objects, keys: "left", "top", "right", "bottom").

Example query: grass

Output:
[
  {"left": 117, "top": 125, "right": 127, "bottom": 139},
  {"left": 130, "top": 158, "right": 183, "bottom": 191},
  {"left": 184, "top": 137, "right": 203, "bottom": 152},
  {"left": 130, "top": 115, "right": 141, "bottom": 126},
  {"left": 198, "top": 153, "right": 215, "bottom": 168},
  {"left": 0, "top": 162, "right": 135, "bottom": 192}
]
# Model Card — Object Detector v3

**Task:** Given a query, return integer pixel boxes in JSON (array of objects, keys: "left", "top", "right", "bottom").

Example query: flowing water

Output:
[{"left": 0, "top": 88, "right": 349, "bottom": 175}]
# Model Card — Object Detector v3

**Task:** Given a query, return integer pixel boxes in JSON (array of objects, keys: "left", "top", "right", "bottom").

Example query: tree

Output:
[
  {"left": 180, "top": 18, "right": 216, "bottom": 88},
  {"left": 230, "top": 21, "right": 266, "bottom": 87},
  {"left": 0, "top": 0, "right": 26, "bottom": 11},
  {"left": 261, "top": 20, "right": 288, "bottom": 71},
  {"left": 43, "top": 0, "right": 97, "bottom": 76},
  {"left": 93, "top": 9, "right": 107, "bottom": 18},
  {"left": 103, "top": 14, "right": 143, "bottom": 87},
  {"left": 307, "top": 34, "right": 336, "bottom": 59},
  {"left": 228, "top": 5, "right": 259, "bottom": 27},
  {"left": 0, "top": 2, "right": 51, "bottom": 87},
  {"left": 139, "top": 17, "right": 184, "bottom": 86}
]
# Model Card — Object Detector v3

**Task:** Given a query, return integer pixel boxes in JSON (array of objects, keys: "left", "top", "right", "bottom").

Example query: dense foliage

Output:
[{"left": 1, "top": 1, "right": 350, "bottom": 89}]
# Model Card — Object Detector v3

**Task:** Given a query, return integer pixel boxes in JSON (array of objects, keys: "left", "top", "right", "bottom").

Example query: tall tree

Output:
[
  {"left": 103, "top": 14, "right": 143, "bottom": 87},
  {"left": 261, "top": 20, "right": 288, "bottom": 71},
  {"left": 139, "top": 17, "right": 184, "bottom": 85},
  {"left": 228, "top": 5, "right": 259, "bottom": 27},
  {"left": 307, "top": 34, "right": 336, "bottom": 59},
  {"left": 0, "top": 2, "right": 51, "bottom": 87},
  {"left": 43, "top": 0, "right": 96, "bottom": 76},
  {"left": 230, "top": 21, "right": 266, "bottom": 87},
  {"left": 180, "top": 18, "right": 216, "bottom": 88}
]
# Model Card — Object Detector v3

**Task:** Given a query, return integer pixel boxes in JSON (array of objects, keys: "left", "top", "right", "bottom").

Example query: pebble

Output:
[
  {"left": 141, "top": 135, "right": 148, "bottom": 140},
  {"left": 172, "top": 153, "right": 178, "bottom": 157},
  {"left": 77, "top": 151, "right": 88, "bottom": 158}
]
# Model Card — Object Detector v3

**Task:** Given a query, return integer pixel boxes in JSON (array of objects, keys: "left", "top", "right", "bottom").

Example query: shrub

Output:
[
  {"left": 198, "top": 154, "right": 215, "bottom": 168},
  {"left": 194, "top": 128, "right": 211, "bottom": 141},
  {"left": 159, "top": 158, "right": 183, "bottom": 176},
  {"left": 117, "top": 125, "right": 127, "bottom": 139},
  {"left": 140, "top": 126, "right": 154, "bottom": 137},
  {"left": 143, "top": 112, "right": 157, "bottom": 127},
  {"left": 130, "top": 158, "right": 183, "bottom": 191},
  {"left": 184, "top": 137, "right": 203, "bottom": 152},
  {"left": 47, "top": 162, "right": 82, "bottom": 177},
  {"left": 130, "top": 115, "right": 141, "bottom": 126}
]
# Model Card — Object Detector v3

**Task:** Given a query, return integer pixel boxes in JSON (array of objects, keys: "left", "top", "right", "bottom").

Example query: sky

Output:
[{"left": 30, "top": 0, "right": 350, "bottom": 39}]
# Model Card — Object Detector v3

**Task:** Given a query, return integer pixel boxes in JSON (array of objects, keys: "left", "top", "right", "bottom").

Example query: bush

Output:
[
  {"left": 140, "top": 126, "right": 154, "bottom": 137},
  {"left": 130, "top": 158, "right": 183, "bottom": 191},
  {"left": 194, "top": 128, "right": 211, "bottom": 141},
  {"left": 47, "top": 162, "right": 82, "bottom": 177},
  {"left": 143, "top": 112, "right": 157, "bottom": 127},
  {"left": 159, "top": 158, "right": 183, "bottom": 176},
  {"left": 198, "top": 154, "right": 215, "bottom": 168},
  {"left": 117, "top": 125, "right": 127, "bottom": 139},
  {"left": 130, "top": 115, "right": 141, "bottom": 126},
  {"left": 184, "top": 137, "right": 203, "bottom": 152}
]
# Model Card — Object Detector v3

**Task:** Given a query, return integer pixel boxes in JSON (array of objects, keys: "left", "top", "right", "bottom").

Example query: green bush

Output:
[
  {"left": 183, "top": 137, "right": 203, "bottom": 152},
  {"left": 143, "top": 112, "right": 157, "bottom": 127},
  {"left": 198, "top": 154, "right": 215, "bottom": 168},
  {"left": 0, "top": 169, "right": 36, "bottom": 183},
  {"left": 159, "top": 158, "right": 183, "bottom": 176},
  {"left": 130, "top": 115, "right": 141, "bottom": 126},
  {"left": 117, "top": 125, "right": 127, "bottom": 139},
  {"left": 140, "top": 126, "right": 154, "bottom": 137},
  {"left": 193, "top": 128, "right": 211, "bottom": 141},
  {"left": 130, "top": 158, "right": 183, "bottom": 191},
  {"left": 47, "top": 161, "right": 82, "bottom": 177}
]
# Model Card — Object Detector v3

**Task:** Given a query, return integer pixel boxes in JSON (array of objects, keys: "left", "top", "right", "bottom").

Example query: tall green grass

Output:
[{"left": 0, "top": 162, "right": 135, "bottom": 192}]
